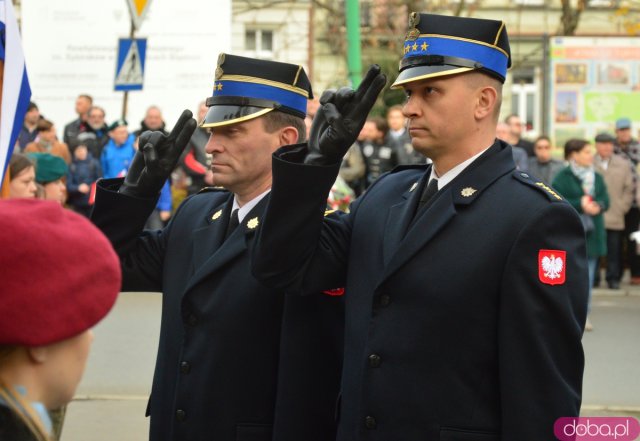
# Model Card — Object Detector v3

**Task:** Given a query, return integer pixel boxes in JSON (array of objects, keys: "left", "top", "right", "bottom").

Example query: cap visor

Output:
[
  {"left": 390, "top": 65, "right": 473, "bottom": 89},
  {"left": 200, "top": 105, "right": 273, "bottom": 128}
]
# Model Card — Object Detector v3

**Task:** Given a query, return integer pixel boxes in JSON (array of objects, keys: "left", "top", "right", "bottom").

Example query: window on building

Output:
[
  {"left": 245, "top": 29, "right": 275, "bottom": 59},
  {"left": 587, "top": 0, "right": 615, "bottom": 7},
  {"left": 514, "top": 0, "right": 546, "bottom": 5}
]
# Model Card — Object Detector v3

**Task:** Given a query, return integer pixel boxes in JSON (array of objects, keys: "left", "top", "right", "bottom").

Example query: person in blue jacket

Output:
[{"left": 100, "top": 119, "right": 135, "bottom": 179}]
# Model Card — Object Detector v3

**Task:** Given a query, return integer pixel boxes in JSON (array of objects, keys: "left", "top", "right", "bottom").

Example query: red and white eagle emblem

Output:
[{"left": 539, "top": 250, "right": 566, "bottom": 285}]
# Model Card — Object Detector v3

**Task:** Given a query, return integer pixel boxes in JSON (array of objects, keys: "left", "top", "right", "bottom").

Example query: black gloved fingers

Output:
[
  {"left": 350, "top": 65, "right": 387, "bottom": 118},
  {"left": 320, "top": 102, "right": 342, "bottom": 126},
  {"left": 173, "top": 117, "right": 198, "bottom": 157},
  {"left": 319, "top": 89, "right": 337, "bottom": 105},
  {"left": 138, "top": 130, "right": 153, "bottom": 150},
  {"left": 141, "top": 131, "right": 164, "bottom": 170},
  {"left": 333, "top": 87, "right": 356, "bottom": 111},
  {"left": 166, "top": 109, "right": 195, "bottom": 143},
  {"left": 316, "top": 103, "right": 351, "bottom": 158},
  {"left": 125, "top": 150, "right": 146, "bottom": 185}
]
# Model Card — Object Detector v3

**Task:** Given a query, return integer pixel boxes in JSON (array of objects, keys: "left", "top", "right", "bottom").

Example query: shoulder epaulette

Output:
[
  {"left": 196, "top": 186, "right": 227, "bottom": 195},
  {"left": 512, "top": 171, "right": 564, "bottom": 202}
]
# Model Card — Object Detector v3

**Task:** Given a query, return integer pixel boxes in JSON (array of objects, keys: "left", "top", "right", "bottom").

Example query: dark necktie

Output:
[
  {"left": 417, "top": 178, "right": 439, "bottom": 210},
  {"left": 224, "top": 209, "right": 239, "bottom": 240}
]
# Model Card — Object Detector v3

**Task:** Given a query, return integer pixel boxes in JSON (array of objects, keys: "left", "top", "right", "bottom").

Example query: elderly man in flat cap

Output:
[
  {"left": 91, "top": 54, "right": 343, "bottom": 441},
  {"left": 0, "top": 199, "right": 120, "bottom": 441},
  {"left": 251, "top": 12, "right": 588, "bottom": 441}
]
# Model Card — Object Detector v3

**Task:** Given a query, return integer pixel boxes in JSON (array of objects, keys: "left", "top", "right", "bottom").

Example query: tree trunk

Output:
[{"left": 560, "top": 0, "right": 587, "bottom": 35}]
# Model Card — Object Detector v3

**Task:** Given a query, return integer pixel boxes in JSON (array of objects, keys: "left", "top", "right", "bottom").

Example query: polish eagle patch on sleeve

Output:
[{"left": 539, "top": 249, "right": 566, "bottom": 285}]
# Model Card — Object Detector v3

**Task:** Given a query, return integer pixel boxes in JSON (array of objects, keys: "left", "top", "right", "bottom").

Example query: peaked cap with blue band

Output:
[
  {"left": 391, "top": 12, "right": 511, "bottom": 89},
  {"left": 201, "top": 53, "right": 313, "bottom": 128}
]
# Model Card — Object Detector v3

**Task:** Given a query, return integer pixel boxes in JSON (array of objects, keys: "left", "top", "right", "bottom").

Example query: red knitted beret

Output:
[{"left": 0, "top": 199, "right": 121, "bottom": 346}]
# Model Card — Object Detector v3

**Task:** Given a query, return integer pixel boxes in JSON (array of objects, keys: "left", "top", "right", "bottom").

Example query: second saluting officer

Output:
[
  {"left": 91, "top": 55, "right": 343, "bottom": 441},
  {"left": 252, "top": 13, "right": 589, "bottom": 441}
]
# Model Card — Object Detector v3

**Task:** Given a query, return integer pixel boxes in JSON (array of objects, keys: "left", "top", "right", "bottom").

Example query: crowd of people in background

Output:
[
  {"left": 492, "top": 114, "right": 640, "bottom": 331},
  {"left": 8, "top": 95, "right": 211, "bottom": 229},
  {"left": 7, "top": 94, "right": 640, "bottom": 321}
]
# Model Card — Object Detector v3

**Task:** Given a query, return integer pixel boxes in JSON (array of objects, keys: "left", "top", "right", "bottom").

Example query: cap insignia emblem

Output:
[
  {"left": 211, "top": 210, "right": 222, "bottom": 221},
  {"left": 406, "top": 28, "right": 420, "bottom": 41},
  {"left": 408, "top": 12, "right": 420, "bottom": 28},
  {"left": 461, "top": 187, "right": 477, "bottom": 197},
  {"left": 247, "top": 217, "right": 259, "bottom": 229}
]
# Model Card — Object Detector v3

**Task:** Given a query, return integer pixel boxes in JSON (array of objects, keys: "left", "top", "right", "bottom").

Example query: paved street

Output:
[{"left": 61, "top": 288, "right": 639, "bottom": 440}]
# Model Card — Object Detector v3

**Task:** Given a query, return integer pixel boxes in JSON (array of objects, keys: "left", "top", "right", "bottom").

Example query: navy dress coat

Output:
[
  {"left": 253, "top": 140, "right": 589, "bottom": 441},
  {"left": 91, "top": 179, "right": 343, "bottom": 441}
]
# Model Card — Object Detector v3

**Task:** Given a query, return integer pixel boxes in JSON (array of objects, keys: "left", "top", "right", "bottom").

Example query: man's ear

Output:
[
  {"left": 475, "top": 86, "right": 498, "bottom": 121},
  {"left": 27, "top": 346, "right": 48, "bottom": 364},
  {"left": 279, "top": 126, "right": 300, "bottom": 146}
]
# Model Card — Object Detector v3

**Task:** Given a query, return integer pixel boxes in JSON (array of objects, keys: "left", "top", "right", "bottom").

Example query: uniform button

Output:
[
  {"left": 364, "top": 415, "right": 377, "bottom": 429},
  {"left": 368, "top": 354, "right": 381, "bottom": 367},
  {"left": 520, "top": 172, "right": 529, "bottom": 178},
  {"left": 186, "top": 314, "right": 197, "bottom": 326},
  {"left": 379, "top": 294, "right": 391, "bottom": 307},
  {"left": 180, "top": 361, "right": 191, "bottom": 374},
  {"left": 175, "top": 409, "right": 186, "bottom": 421}
]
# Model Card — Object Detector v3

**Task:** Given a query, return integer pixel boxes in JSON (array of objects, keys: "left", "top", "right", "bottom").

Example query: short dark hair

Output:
[
  {"left": 504, "top": 114, "right": 519, "bottom": 124},
  {"left": 534, "top": 135, "right": 551, "bottom": 145},
  {"left": 36, "top": 119, "right": 54, "bottom": 132},
  {"left": 368, "top": 116, "right": 389, "bottom": 135},
  {"left": 9, "top": 153, "right": 35, "bottom": 181},
  {"left": 564, "top": 138, "right": 589, "bottom": 160},
  {"left": 387, "top": 105, "right": 404, "bottom": 115},
  {"left": 262, "top": 110, "right": 307, "bottom": 143},
  {"left": 27, "top": 102, "right": 38, "bottom": 112},
  {"left": 78, "top": 94, "right": 93, "bottom": 104}
]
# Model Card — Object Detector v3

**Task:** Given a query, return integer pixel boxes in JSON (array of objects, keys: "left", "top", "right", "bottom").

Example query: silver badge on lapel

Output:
[
  {"left": 247, "top": 217, "right": 259, "bottom": 229},
  {"left": 409, "top": 182, "right": 418, "bottom": 192},
  {"left": 461, "top": 187, "right": 477, "bottom": 197},
  {"left": 211, "top": 209, "right": 222, "bottom": 220}
]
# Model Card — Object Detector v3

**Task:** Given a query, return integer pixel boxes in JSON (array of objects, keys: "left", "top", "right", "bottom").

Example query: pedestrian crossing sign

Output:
[{"left": 114, "top": 38, "right": 147, "bottom": 91}]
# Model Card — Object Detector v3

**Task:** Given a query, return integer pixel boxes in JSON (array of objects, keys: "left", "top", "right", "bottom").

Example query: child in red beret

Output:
[{"left": 0, "top": 199, "right": 121, "bottom": 440}]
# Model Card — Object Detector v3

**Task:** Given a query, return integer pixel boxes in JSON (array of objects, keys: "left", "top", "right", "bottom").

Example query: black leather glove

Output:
[
  {"left": 120, "top": 109, "right": 197, "bottom": 198},
  {"left": 305, "top": 65, "right": 386, "bottom": 166}
]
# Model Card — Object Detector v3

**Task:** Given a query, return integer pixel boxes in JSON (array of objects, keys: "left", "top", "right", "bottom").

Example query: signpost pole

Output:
[{"left": 121, "top": 19, "right": 135, "bottom": 121}]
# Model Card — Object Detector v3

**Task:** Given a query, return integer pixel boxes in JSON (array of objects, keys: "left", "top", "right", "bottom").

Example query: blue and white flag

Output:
[{"left": 0, "top": 0, "right": 31, "bottom": 184}]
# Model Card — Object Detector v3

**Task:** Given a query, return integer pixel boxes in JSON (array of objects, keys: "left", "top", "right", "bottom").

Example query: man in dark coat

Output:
[
  {"left": 252, "top": 12, "right": 588, "bottom": 441},
  {"left": 91, "top": 54, "right": 343, "bottom": 441}
]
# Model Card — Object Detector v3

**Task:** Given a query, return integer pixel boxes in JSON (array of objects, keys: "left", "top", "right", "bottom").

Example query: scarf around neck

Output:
[{"left": 569, "top": 159, "right": 595, "bottom": 196}]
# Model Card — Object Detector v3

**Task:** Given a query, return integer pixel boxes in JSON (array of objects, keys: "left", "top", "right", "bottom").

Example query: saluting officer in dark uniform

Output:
[
  {"left": 91, "top": 54, "right": 343, "bottom": 441},
  {"left": 252, "top": 13, "right": 588, "bottom": 441}
]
